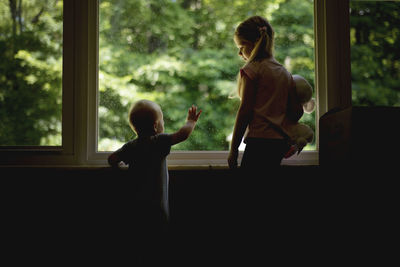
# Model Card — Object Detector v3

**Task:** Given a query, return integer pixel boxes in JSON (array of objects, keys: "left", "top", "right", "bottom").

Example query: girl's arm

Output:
[
  {"left": 171, "top": 105, "right": 202, "bottom": 145},
  {"left": 228, "top": 73, "right": 257, "bottom": 169}
]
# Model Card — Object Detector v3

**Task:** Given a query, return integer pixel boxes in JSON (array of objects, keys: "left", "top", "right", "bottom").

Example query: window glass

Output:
[
  {"left": 350, "top": 0, "right": 400, "bottom": 106},
  {"left": 0, "top": 0, "right": 63, "bottom": 146},
  {"left": 98, "top": 0, "right": 315, "bottom": 151}
]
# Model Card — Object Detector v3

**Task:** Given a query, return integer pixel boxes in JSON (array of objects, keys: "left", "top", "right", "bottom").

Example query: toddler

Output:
[{"left": 108, "top": 100, "right": 201, "bottom": 223}]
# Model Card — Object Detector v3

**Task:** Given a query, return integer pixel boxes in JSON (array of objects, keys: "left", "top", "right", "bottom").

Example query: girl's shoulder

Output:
[
  {"left": 260, "top": 57, "right": 283, "bottom": 67},
  {"left": 260, "top": 58, "right": 291, "bottom": 77},
  {"left": 242, "top": 57, "right": 287, "bottom": 80},
  {"left": 240, "top": 63, "right": 257, "bottom": 80},
  {"left": 246, "top": 57, "right": 283, "bottom": 71}
]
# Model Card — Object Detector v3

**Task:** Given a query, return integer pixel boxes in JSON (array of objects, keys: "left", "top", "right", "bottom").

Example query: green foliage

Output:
[
  {"left": 350, "top": 1, "right": 400, "bottom": 107},
  {"left": 98, "top": 0, "right": 317, "bottom": 151},
  {"left": 0, "top": 0, "right": 62, "bottom": 146}
]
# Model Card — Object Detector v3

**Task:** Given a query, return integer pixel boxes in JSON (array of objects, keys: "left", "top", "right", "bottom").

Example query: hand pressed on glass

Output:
[{"left": 187, "top": 105, "right": 202, "bottom": 123}]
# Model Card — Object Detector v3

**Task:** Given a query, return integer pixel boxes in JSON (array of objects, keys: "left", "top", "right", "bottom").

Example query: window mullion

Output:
[
  {"left": 73, "top": 0, "right": 91, "bottom": 165},
  {"left": 86, "top": 0, "right": 101, "bottom": 163}
]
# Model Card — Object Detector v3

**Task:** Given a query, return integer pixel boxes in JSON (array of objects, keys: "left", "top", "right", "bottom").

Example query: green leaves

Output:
[
  {"left": 0, "top": 0, "right": 63, "bottom": 146},
  {"left": 98, "top": 0, "right": 316, "bottom": 151},
  {"left": 350, "top": 1, "right": 400, "bottom": 107}
]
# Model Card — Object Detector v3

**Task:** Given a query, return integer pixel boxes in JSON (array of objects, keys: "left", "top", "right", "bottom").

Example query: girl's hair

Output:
[
  {"left": 235, "top": 15, "right": 275, "bottom": 63},
  {"left": 234, "top": 16, "right": 275, "bottom": 97}
]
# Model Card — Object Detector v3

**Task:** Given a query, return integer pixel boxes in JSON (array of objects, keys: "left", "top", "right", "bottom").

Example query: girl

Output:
[{"left": 228, "top": 15, "right": 296, "bottom": 173}]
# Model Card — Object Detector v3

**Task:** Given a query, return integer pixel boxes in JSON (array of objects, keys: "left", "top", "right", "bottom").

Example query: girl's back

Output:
[{"left": 242, "top": 57, "right": 293, "bottom": 140}]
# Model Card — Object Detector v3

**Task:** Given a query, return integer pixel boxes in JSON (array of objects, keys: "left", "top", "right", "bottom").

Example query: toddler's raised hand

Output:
[{"left": 187, "top": 105, "right": 202, "bottom": 122}]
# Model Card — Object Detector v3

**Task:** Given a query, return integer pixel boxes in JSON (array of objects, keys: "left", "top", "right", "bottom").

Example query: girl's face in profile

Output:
[{"left": 234, "top": 35, "right": 254, "bottom": 61}]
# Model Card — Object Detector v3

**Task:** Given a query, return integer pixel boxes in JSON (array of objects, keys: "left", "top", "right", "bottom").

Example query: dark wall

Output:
[
  {"left": 2, "top": 165, "right": 390, "bottom": 264},
  {"left": 320, "top": 106, "right": 400, "bottom": 168},
  {"left": 2, "top": 166, "right": 323, "bottom": 234}
]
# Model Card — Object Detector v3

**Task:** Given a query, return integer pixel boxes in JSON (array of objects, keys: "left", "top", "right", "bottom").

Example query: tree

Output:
[
  {"left": 0, "top": 0, "right": 63, "bottom": 145},
  {"left": 350, "top": 1, "right": 400, "bottom": 106}
]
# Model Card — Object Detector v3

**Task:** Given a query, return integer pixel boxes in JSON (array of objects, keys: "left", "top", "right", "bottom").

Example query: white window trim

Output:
[{"left": 0, "top": 0, "right": 351, "bottom": 168}]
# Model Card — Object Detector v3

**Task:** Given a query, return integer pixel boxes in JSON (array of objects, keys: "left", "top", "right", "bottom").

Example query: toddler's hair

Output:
[
  {"left": 235, "top": 15, "right": 274, "bottom": 63},
  {"left": 129, "top": 100, "right": 159, "bottom": 134}
]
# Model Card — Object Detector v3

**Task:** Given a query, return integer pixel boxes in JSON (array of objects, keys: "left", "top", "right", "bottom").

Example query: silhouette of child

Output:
[
  {"left": 228, "top": 16, "right": 315, "bottom": 171},
  {"left": 108, "top": 99, "right": 201, "bottom": 233},
  {"left": 228, "top": 15, "right": 293, "bottom": 172}
]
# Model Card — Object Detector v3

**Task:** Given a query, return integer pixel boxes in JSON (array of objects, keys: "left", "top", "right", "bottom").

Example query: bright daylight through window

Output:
[
  {"left": 99, "top": 0, "right": 316, "bottom": 152},
  {"left": 0, "top": 0, "right": 63, "bottom": 146}
]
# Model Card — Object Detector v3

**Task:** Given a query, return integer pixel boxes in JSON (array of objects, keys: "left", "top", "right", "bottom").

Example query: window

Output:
[
  {"left": 1, "top": 0, "right": 350, "bottom": 167},
  {"left": 0, "top": 0, "right": 63, "bottom": 146},
  {"left": 98, "top": 0, "right": 316, "bottom": 155},
  {"left": 350, "top": 0, "right": 400, "bottom": 107}
]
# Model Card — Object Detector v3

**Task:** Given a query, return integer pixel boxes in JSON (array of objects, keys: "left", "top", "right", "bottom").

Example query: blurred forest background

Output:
[
  {"left": 0, "top": 0, "right": 399, "bottom": 151},
  {"left": 0, "top": 0, "right": 63, "bottom": 146},
  {"left": 98, "top": 0, "right": 315, "bottom": 151},
  {"left": 350, "top": 1, "right": 400, "bottom": 107}
]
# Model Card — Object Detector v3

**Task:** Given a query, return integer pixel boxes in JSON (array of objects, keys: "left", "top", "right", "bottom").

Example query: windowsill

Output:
[
  {"left": 0, "top": 151, "right": 318, "bottom": 169},
  {"left": 167, "top": 150, "right": 318, "bottom": 167}
]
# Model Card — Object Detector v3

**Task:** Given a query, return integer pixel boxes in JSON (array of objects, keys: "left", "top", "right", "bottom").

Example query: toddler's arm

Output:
[{"left": 171, "top": 105, "right": 202, "bottom": 145}]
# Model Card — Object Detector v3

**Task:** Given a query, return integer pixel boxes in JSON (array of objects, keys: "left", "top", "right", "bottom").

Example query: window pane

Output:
[
  {"left": 0, "top": 0, "right": 63, "bottom": 146},
  {"left": 350, "top": 0, "right": 400, "bottom": 106},
  {"left": 98, "top": 0, "right": 315, "bottom": 151}
]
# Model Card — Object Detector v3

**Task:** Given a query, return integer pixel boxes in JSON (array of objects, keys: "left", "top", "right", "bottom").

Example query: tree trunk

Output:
[{"left": 9, "top": 0, "right": 17, "bottom": 54}]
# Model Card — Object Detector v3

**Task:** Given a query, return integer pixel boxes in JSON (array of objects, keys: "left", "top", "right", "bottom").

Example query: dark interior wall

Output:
[
  {"left": 320, "top": 106, "right": 400, "bottom": 168},
  {"left": 2, "top": 165, "right": 322, "bottom": 229},
  {"left": 0, "top": 165, "right": 394, "bottom": 264},
  {"left": 1, "top": 166, "right": 330, "bottom": 260},
  {"left": 0, "top": 166, "right": 321, "bottom": 262}
]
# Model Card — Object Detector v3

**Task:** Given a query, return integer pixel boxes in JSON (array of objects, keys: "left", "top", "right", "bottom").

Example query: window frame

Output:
[{"left": 0, "top": 0, "right": 351, "bottom": 167}]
